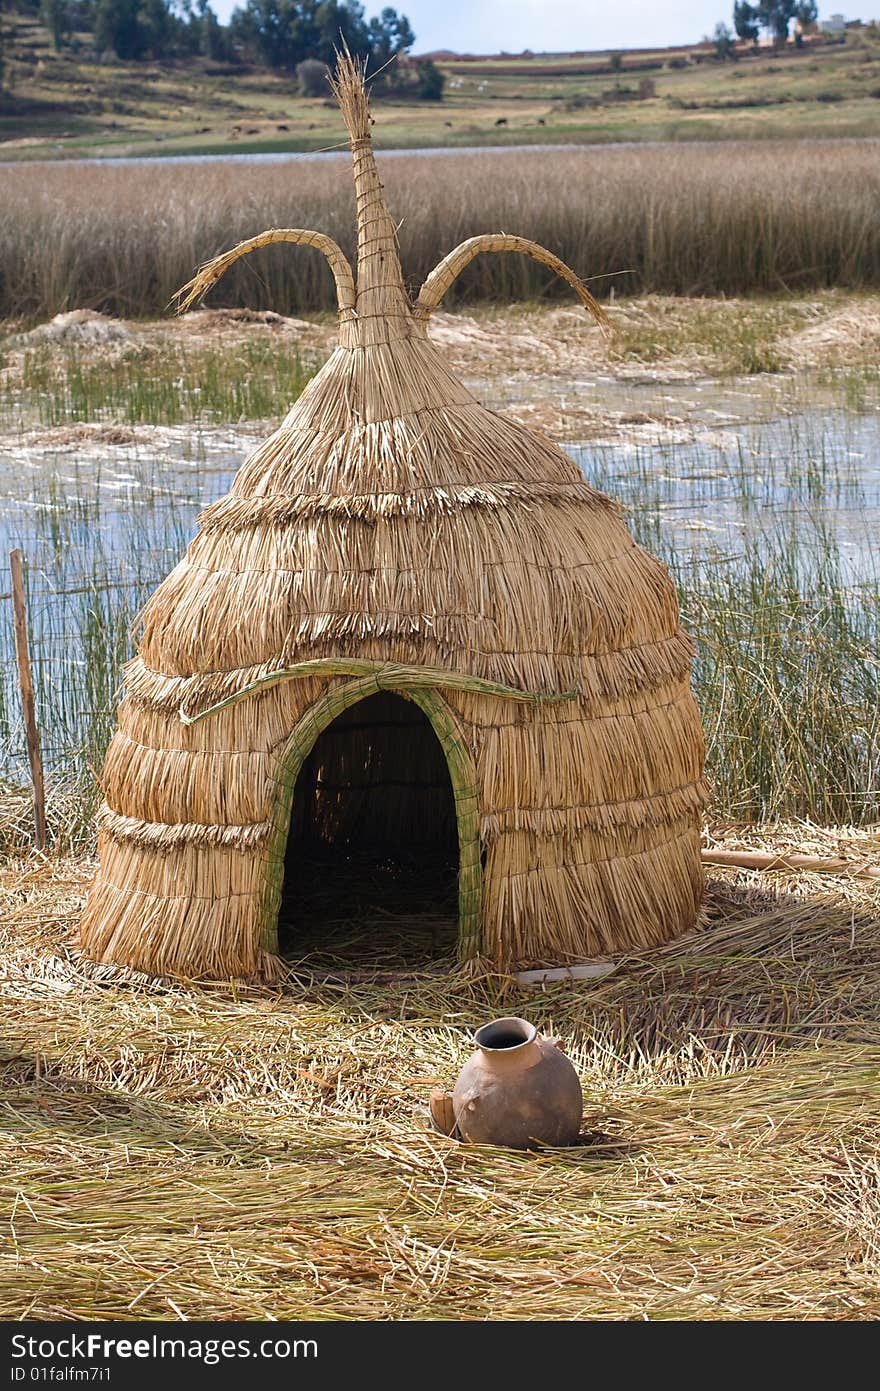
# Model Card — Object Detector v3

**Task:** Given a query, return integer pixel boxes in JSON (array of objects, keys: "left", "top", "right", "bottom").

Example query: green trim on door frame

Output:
[{"left": 259, "top": 676, "right": 483, "bottom": 962}]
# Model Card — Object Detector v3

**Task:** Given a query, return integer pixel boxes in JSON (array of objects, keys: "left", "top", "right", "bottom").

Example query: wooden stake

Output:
[
  {"left": 701, "top": 848, "right": 880, "bottom": 879},
  {"left": 10, "top": 550, "right": 46, "bottom": 851},
  {"left": 515, "top": 960, "right": 617, "bottom": 985}
]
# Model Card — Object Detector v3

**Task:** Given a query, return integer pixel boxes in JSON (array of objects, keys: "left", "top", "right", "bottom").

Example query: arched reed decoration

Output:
[
  {"left": 173, "top": 227, "right": 357, "bottom": 319},
  {"left": 259, "top": 678, "right": 483, "bottom": 961},
  {"left": 414, "top": 233, "right": 611, "bottom": 329},
  {"left": 177, "top": 657, "right": 579, "bottom": 726}
]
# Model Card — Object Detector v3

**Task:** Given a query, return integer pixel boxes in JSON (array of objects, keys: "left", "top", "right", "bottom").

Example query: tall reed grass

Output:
[
  {"left": 2, "top": 140, "right": 880, "bottom": 321},
  {"left": 679, "top": 534, "right": 879, "bottom": 826},
  {"left": 581, "top": 412, "right": 880, "bottom": 826},
  {"left": 0, "top": 456, "right": 204, "bottom": 849}
]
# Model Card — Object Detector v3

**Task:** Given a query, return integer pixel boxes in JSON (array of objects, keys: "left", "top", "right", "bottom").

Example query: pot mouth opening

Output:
[{"left": 474, "top": 1017, "right": 538, "bottom": 1052}]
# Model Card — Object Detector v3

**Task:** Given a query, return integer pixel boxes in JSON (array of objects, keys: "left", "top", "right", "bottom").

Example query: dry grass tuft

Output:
[{"left": 2, "top": 824, "right": 880, "bottom": 1319}]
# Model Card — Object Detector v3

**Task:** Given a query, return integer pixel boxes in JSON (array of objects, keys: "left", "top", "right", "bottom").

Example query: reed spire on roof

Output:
[{"left": 330, "top": 51, "right": 413, "bottom": 333}]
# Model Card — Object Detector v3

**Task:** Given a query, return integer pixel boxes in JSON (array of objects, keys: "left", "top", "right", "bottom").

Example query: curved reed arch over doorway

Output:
[{"left": 260, "top": 678, "right": 483, "bottom": 962}]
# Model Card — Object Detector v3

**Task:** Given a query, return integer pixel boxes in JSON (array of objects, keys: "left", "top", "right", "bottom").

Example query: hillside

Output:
[{"left": 2, "top": 10, "right": 880, "bottom": 160}]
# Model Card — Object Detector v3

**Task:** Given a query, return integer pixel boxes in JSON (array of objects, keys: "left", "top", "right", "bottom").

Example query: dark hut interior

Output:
[{"left": 278, "top": 692, "right": 460, "bottom": 964}]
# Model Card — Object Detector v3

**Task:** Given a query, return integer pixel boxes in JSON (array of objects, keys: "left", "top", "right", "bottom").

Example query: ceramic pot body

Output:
[{"left": 451, "top": 1017, "right": 582, "bottom": 1149}]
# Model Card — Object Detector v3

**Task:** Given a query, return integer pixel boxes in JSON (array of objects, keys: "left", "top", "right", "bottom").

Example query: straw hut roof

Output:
[{"left": 78, "top": 55, "right": 708, "bottom": 981}]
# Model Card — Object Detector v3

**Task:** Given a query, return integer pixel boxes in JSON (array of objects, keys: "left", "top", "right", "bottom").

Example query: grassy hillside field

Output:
[{"left": 3, "top": 10, "right": 880, "bottom": 160}]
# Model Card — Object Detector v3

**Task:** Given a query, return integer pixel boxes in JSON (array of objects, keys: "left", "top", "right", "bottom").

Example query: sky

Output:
[
  {"left": 369, "top": 1, "right": 742, "bottom": 54},
  {"left": 208, "top": 2, "right": 843, "bottom": 53}
]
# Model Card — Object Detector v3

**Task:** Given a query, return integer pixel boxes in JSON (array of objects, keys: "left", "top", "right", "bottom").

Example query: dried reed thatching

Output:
[{"left": 77, "top": 54, "right": 707, "bottom": 981}]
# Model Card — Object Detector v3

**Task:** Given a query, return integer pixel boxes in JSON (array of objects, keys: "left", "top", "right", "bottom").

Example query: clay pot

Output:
[{"left": 430, "top": 1016, "right": 583, "bottom": 1150}]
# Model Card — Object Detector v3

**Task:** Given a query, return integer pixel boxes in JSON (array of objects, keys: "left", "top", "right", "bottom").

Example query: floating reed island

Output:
[{"left": 78, "top": 55, "right": 708, "bottom": 982}]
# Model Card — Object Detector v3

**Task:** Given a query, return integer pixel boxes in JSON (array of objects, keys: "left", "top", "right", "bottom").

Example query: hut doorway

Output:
[{"left": 267, "top": 687, "right": 482, "bottom": 968}]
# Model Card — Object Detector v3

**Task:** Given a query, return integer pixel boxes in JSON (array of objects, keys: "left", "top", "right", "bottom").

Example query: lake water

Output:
[
  {"left": 20, "top": 135, "right": 873, "bottom": 170},
  {"left": 2, "top": 398, "right": 877, "bottom": 591},
  {"left": 16, "top": 143, "right": 580, "bottom": 170}
]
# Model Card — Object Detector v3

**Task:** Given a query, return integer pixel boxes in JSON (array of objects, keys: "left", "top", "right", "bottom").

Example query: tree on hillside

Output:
[
  {"left": 414, "top": 56, "right": 443, "bottom": 99},
  {"left": 733, "top": 0, "right": 760, "bottom": 44},
  {"left": 93, "top": 0, "right": 198, "bottom": 60},
  {"left": 196, "top": 0, "right": 229, "bottom": 59},
  {"left": 756, "top": 0, "right": 801, "bottom": 44},
  {"left": 793, "top": 0, "right": 818, "bottom": 41},
  {"left": 40, "top": 0, "right": 73, "bottom": 50},
  {"left": 733, "top": 0, "right": 814, "bottom": 45},
  {"left": 366, "top": 6, "right": 413, "bottom": 70},
  {"left": 713, "top": 21, "right": 737, "bottom": 58},
  {"left": 173, "top": 0, "right": 231, "bottom": 59},
  {"left": 141, "top": 0, "right": 172, "bottom": 55},
  {"left": 94, "top": 0, "right": 147, "bottom": 58},
  {"left": 229, "top": 0, "right": 413, "bottom": 75}
]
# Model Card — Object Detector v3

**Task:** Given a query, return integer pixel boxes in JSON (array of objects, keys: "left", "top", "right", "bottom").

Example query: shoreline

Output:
[
  {"left": 3, "top": 293, "right": 878, "bottom": 444},
  {"left": 7, "top": 130, "right": 880, "bottom": 167}
]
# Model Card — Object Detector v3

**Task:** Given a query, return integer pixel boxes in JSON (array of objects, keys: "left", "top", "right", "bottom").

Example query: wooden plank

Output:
[
  {"left": 701, "top": 848, "right": 880, "bottom": 879},
  {"left": 515, "top": 960, "right": 616, "bottom": 985}
]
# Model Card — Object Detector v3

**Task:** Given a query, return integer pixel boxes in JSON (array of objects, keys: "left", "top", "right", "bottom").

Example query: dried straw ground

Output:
[{"left": 3, "top": 823, "right": 880, "bottom": 1320}]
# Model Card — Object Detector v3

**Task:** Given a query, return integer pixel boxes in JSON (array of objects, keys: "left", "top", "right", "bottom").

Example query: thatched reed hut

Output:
[{"left": 78, "top": 56, "right": 708, "bottom": 981}]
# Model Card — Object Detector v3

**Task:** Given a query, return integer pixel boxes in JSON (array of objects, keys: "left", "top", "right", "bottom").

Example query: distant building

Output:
[{"left": 820, "top": 13, "right": 848, "bottom": 33}]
